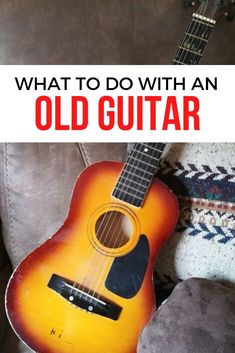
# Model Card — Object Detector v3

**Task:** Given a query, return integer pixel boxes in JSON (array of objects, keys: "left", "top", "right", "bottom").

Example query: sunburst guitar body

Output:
[{"left": 6, "top": 143, "right": 179, "bottom": 353}]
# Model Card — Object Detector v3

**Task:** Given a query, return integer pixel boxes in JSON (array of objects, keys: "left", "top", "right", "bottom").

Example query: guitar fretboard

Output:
[
  {"left": 172, "top": 13, "right": 216, "bottom": 65},
  {"left": 112, "top": 9, "right": 217, "bottom": 207},
  {"left": 112, "top": 143, "right": 166, "bottom": 208}
]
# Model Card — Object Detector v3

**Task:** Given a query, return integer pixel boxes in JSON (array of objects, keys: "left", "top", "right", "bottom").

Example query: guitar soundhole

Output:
[{"left": 95, "top": 211, "right": 132, "bottom": 249}]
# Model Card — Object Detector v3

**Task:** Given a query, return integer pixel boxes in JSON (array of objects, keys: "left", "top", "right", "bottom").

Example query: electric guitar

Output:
[{"left": 5, "top": 1, "right": 235, "bottom": 353}]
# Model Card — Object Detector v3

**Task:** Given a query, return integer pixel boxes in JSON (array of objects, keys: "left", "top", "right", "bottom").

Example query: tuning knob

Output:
[
  {"left": 183, "top": 0, "right": 196, "bottom": 7},
  {"left": 226, "top": 10, "right": 235, "bottom": 21}
]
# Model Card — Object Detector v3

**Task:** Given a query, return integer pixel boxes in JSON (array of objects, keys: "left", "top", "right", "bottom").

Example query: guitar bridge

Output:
[{"left": 48, "top": 274, "right": 122, "bottom": 321}]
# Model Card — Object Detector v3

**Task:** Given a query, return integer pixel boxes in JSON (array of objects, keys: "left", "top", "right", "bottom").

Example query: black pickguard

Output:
[{"left": 105, "top": 235, "right": 149, "bottom": 299}]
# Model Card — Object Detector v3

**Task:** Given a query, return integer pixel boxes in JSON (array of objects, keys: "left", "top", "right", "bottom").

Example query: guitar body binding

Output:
[{"left": 6, "top": 161, "right": 179, "bottom": 353}]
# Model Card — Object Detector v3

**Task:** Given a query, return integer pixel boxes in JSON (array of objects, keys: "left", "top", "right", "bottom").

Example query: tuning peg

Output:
[
  {"left": 183, "top": 0, "right": 196, "bottom": 8},
  {"left": 226, "top": 10, "right": 235, "bottom": 21}
]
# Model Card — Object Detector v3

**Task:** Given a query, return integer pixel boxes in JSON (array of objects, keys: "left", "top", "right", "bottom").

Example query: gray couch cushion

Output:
[
  {"left": 0, "top": 143, "right": 85, "bottom": 267},
  {"left": 0, "top": 143, "right": 126, "bottom": 353},
  {"left": 138, "top": 278, "right": 235, "bottom": 353}
]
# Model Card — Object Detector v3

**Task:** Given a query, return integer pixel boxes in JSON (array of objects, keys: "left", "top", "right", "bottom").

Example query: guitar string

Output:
[
  {"left": 89, "top": 1, "right": 217, "bottom": 302},
  {"left": 71, "top": 3, "right": 205, "bottom": 298},
  {"left": 68, "top": 172, "right": 126, "bottom": 296},
  {"left": 175, "top": 2, "right": 215, "bottom": 65},
  {"left": 173, "top": 2, "right": 205, "bottom": 65},
  {"left": 86, "top": 214, "right": 127, "bottom": 303},
  {"left": 69, "top": 144, "right": 153, "bottom": 298},
  {"left": 187, "top": 0, "right": 216, "bottom": 65},
  {"left": 183, "top": 1, "right": 214, "bottom": 65},
  {"left": 96, "top": 4, "right": 210, "bottom": 266},
  {"left": 69, "top": 2, "right": 215, "bottom": 303},
  {"left": 88, "top": 143, "right": 163, "bottom": 303},
  {"left": 74, "top": 147, "right": 147, "bottom": 291},
  {"left": 177, "top": 2, "right": 207, "bottom": 64},
  {"left": 68, "top": 147, "right": 144, "bottom": 296},
  {"left": 172, "top": 4, "right": 199, "bottom": 64},
  {"left": 97, "top": 143, "right": 162, "bottom": 253},
  {"left": 83, "top": 143, "right": 161, "bottom": 301},
  {"left": 72, "top": 7, "right": 209, "bottom": 298},
  {"left": 86, "top": 4, "right": 217, "bottom": 306},
  {"left": 94, "top": 145, "right": 163, "bottom": 301},
  {"left": 71, "top": 8, "right": 200, "bottom": 301}
]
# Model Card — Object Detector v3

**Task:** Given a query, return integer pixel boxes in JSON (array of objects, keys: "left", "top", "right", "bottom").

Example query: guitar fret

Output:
[
  {"left": 183, "top": 30, "right": 208, "bottom": 53},
  {"left": 173, "top": 11, "right": 215, "bottom": 66},
  {"left": 112, "top": 143, "right": 165, "bottom": 207},
  {"left": 190, "top": 21, "right": 213, "bottom": 39},
  {"left": 121, "top": 171, "right": 151, "bottom": 184},
  {"left": 192, "top": 13, "right": 216, "bottom": 25},
  {"left": 135, "top": 143, "right": 165, "bottom": 152},
  {"left": 191, "top": 18, "right": 215, "bottom": 28},
  {"left": 142, "top": 143, "right": 165, "bottom": 153},
  {"left": 179, "top": 46, "right": 203, "bottom": 57},
  {"left": 113, "top": 188, "right": 143, "bottom": 201},
  {"left": 185, "top": 32, "right": 208, "bottom": 43},
  {"left": 119, "top": 174, "right": 149, "bottom": 188},
  {"left": 116, "top": 181, "right": 146, "bottom": 195},
  {"left": 117, "top": 195, "right": 142, "bottom": 208},
  {"left": 132, "top": 148, "right": 161, "bottom": 162},
  {"left": 138, "top": 152, "right": 162, "bottom": 162},
  {"left": 175, "top": 48, "right": 201, "bottom": 65},
  {"left": 129, "top": 155, "right": 157, "bottom": 169},
  {"left": 126, "top": 165, "right": 153, "bottom": 176},
  {"left": 189, "top": 26, "right": 209, "bottom": 40},
  {"left": 172, "top": 59, "right": 186, "bottom": 65},
  {"left": 126, "top": 165, "right": 156, "bottom": 176}
]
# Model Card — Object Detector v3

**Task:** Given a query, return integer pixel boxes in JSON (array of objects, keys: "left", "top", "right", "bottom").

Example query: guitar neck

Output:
[
  {"left": 172, "top": 12, "right": 216, "bottom": 65},
  {"left": 112, "top": 2, "right": 229, "bottom": 206},
  {"left": 112, "top": 143, "right": 166, "bottom": 208}
]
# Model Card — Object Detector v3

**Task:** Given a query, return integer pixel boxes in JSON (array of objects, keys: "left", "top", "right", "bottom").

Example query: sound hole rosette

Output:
[{"left": 88, "top": 203, "right": 140, "bottom": 257}]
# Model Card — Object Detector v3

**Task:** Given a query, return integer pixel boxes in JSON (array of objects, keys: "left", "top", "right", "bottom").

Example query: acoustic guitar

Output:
[{"left": 5, "top": 1, "right": 234, "bottom": 353}]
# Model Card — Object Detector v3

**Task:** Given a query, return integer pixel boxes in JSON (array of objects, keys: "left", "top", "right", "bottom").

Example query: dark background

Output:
[{"left": 0, "top": 0, "right": 234, "bottom": 65}]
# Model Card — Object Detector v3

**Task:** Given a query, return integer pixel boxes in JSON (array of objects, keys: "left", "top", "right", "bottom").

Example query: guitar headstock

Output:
[{"left": 184, "top": 0, "right": 235, "bottom": 22}]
